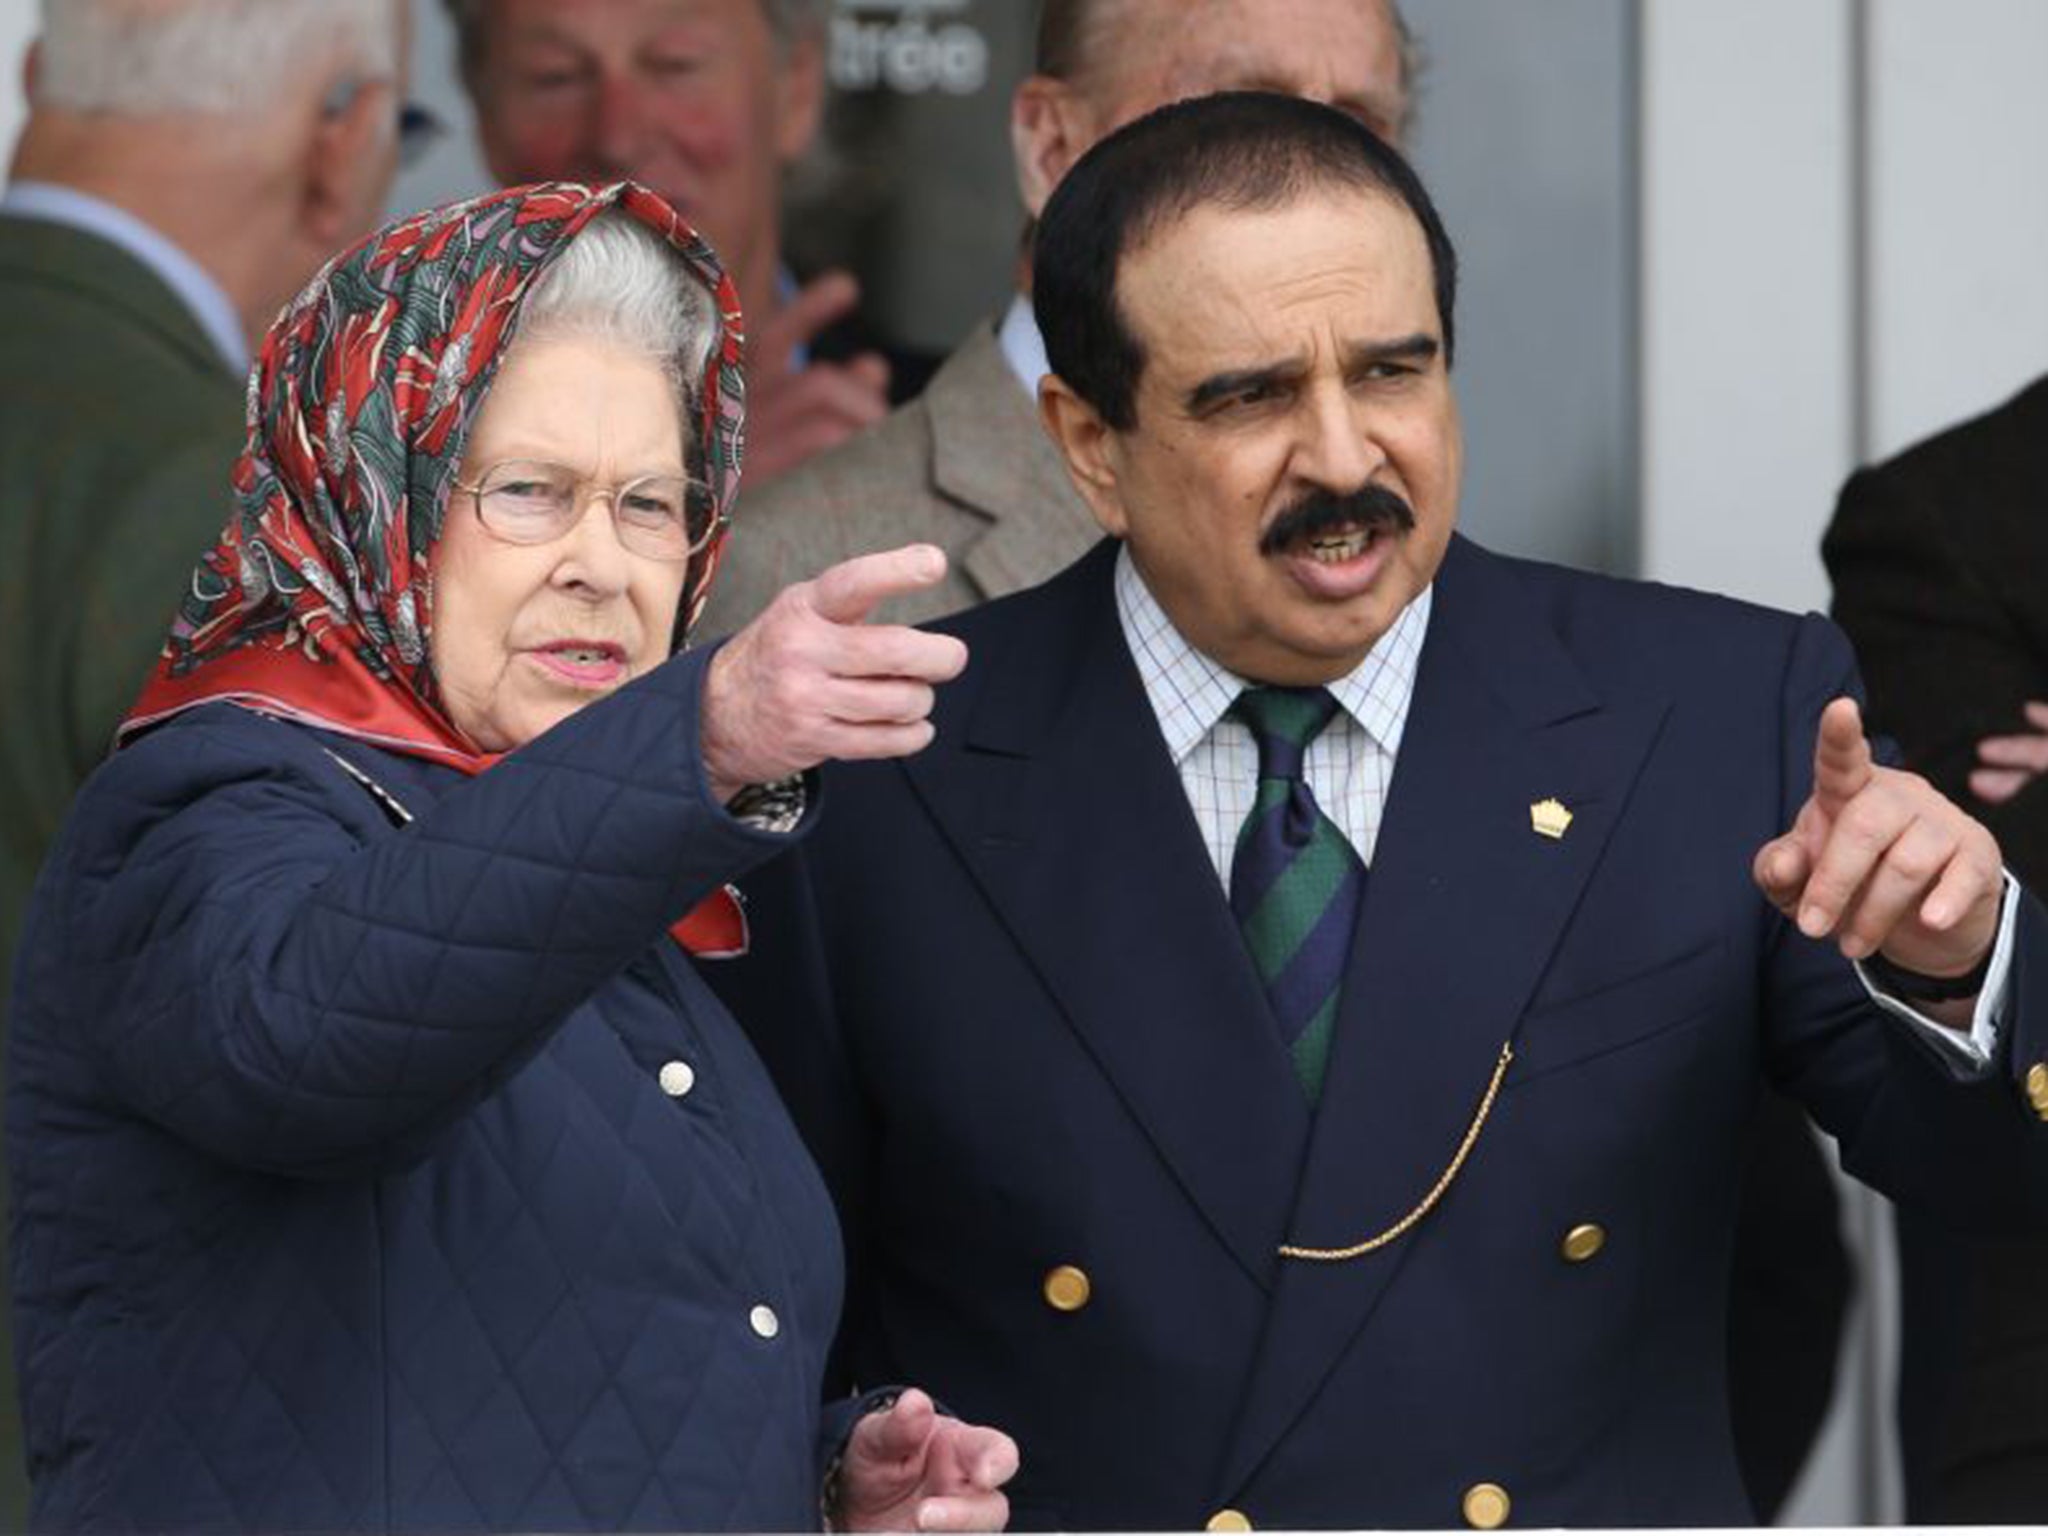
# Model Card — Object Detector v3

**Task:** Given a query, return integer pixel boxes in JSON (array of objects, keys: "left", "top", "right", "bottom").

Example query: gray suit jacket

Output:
[{"left": 699, "top": 320, "right": 1102, "bottom": 634}]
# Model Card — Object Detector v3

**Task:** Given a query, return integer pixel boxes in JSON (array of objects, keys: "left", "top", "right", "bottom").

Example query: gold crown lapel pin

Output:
[{"left": 1529, "top": 797, "right": 1573, "bottom": 840}]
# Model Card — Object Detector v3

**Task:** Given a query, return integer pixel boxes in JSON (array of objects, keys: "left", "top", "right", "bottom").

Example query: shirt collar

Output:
[
  {"left": 1, "top": 180, "right": 249, "bottom": 375},
  {"left": 995, "top": 292, "right": 1048, "bottom": 399},
  {"left": 1113, "top": 541, "right": 1432, "bottom": 763}
]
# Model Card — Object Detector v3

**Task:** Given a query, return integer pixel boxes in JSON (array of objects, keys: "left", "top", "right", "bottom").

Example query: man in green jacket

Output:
[
  {"left": 0, "top": 0, "right": 408, "bottom": 1515},
  {"left": 1, "top": 0, "right": 408, "bottom": 988}
]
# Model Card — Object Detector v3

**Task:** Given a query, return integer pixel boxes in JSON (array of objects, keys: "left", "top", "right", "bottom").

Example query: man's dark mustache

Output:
[{"left": 1258, "top": 484, "right": 1416, "bottom": 556}]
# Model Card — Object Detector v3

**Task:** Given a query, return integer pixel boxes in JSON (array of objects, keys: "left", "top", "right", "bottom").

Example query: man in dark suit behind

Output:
[
  {"left": 1825, "top": 375, "right": 2048, "bottom": 1520},
  {"left": 713, "top": 94, "right": 2048, "bottom": 1529},
  {"left": 442, "top": 0, "right": 896, "bottom": 486}
]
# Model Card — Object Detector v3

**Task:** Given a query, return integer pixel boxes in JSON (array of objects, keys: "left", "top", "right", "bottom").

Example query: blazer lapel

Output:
[
  {"left": 1218, "top": 538, "right": 1673, "bottom": 1498},
  {"left": 904, "top": 543, "right": 1311, "bottom": 1287},
  {"left": 925, "top": 325, "right": 1104, "bottom": 602}
]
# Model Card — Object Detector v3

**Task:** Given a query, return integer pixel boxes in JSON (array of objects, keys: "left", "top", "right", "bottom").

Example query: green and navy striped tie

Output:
[{"left": 1228, "top": 687, "right": 1365, "bottom": 1102}]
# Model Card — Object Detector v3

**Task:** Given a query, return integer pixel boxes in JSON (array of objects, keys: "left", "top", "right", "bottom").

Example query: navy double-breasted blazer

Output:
[{"left": 713, "top": 535, "right": 2048, "bottom": 1530}]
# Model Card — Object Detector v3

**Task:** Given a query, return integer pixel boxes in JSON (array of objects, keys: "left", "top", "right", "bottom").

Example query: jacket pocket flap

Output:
[{"left": 1510, "top": 937, "right": 1727, "bottom": 1086}]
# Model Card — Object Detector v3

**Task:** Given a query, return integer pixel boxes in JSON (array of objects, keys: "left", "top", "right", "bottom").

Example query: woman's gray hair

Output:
[
  {"left": 520, "top": 212, "right": 719, "bottom": 398},
  {"left": 35, "top": 0, "right": 398, "bottom": 116}
]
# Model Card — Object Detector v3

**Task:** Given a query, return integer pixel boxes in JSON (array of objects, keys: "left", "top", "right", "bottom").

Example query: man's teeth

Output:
[
  {"left": 557, "top": 647, "right": 610, "bottom": 664},
  {"left": 1304, "top": 528, "right": 1374, "bottom": 563}
]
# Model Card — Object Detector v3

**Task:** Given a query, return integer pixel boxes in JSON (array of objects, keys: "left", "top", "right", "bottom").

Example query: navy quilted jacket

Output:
[{"left": 5, "top": 649, "right": 845, "bottom": 1532}]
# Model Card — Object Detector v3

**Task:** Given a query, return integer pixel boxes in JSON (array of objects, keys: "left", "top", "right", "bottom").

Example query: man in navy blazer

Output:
[{"left": 712, "top": 93, "right": 2048, "bottom": 1530}]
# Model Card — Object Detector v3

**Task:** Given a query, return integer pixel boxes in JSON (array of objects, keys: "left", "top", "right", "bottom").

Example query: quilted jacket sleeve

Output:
[{"left": 29, "top": 646, "right": 801, "bottom": 1178}]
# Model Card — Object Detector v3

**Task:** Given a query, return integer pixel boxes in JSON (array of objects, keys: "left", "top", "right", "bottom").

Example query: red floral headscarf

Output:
[{"left": 121, "top": 181, "right": 751, "bottom": 952}]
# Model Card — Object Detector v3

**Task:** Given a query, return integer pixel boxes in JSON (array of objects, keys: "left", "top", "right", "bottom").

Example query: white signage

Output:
[{"left": 831, "top": 1, "right": 992, "bottom": 96}]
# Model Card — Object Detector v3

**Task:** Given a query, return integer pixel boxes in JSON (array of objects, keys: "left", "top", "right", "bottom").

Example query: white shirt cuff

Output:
[{"left": 1853, "top": 870, "right": 2021, "bottom": 1070}]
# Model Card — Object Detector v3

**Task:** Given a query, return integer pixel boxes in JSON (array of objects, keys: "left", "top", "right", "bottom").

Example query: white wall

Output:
[
  {"left": 1865, "top": 0, "right": 2048, "bottom": 458},
  {"left": 1639, "top": 0, "right": 1855, "bottom": 618}
]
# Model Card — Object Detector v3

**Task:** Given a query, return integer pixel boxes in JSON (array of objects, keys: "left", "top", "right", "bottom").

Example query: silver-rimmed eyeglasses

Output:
[{"left": 452, "top": 460, "right": 718, "bottom": 562}]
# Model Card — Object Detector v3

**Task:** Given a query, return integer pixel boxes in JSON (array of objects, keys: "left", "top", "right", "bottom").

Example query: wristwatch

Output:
[{"left": 1860, "top": 946, "right": 1992, "bottom": 1003}]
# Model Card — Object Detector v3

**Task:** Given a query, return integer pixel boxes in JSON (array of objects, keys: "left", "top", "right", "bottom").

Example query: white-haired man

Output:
[
  {"left": 0, "top": 0, "right": 412, "bottom": 1307},
  {"left": 445, "top": 0, "right": 891, "bottom": 486}
]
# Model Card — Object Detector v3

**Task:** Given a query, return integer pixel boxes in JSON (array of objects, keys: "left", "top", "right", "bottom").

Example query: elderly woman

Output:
[{"left": 5, "top": 182, "right": 1005, "bottom": 1533}]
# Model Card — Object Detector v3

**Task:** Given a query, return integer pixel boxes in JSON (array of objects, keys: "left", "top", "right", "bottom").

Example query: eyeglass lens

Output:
[{"left": 472, "top": 461, "right": 712, "bottom": 560}]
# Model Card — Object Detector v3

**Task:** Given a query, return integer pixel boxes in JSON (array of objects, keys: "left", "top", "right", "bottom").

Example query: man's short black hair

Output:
[{"left": 1033, "top": 90, "right": 1458, "bottom": 431}]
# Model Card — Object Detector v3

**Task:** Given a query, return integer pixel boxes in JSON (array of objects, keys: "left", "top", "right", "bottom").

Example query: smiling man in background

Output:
[{"left": 445, "top": 0, "right": 891, "bottom": 485}]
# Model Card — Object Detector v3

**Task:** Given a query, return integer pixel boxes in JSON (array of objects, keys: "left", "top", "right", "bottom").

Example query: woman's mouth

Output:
[{"left": 526, "top": 641, "right": 629, "bottom": 687}]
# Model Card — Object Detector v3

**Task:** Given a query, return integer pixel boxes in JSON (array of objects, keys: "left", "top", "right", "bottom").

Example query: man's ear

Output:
[
  {"left": 774, "top": 29, "right": 827, "bottom": 163},
  {"left": 303, "top": 76, "right": 394, "bottom": 249},
  {"left": 1038, "top": 374, "right": 1130, "bottom": 538},
  {"left": 1010, "top": 74, "right": 1095, "bottom": 219}
]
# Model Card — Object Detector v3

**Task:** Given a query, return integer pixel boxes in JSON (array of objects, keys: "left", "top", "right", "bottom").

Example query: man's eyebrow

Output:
[
  {"left": 1183, "top": 334, "right": 1441, "bottom": 413},
  {"left": 1185, "top": 361, "right": 1304, "bottom": 413},
  {"left": 1346, "top": 334, "right": 1440, "bottom": 368}
]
